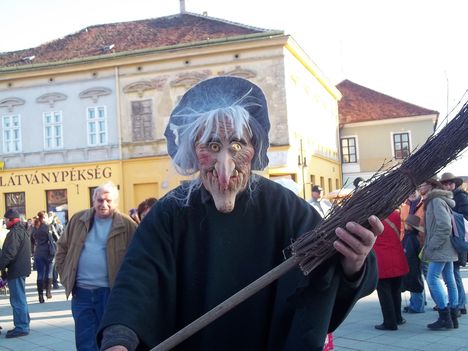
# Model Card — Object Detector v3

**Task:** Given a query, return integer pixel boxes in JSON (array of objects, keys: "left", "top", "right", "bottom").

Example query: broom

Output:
[{"left": 152, "top": 101, "right": 468, "bottom": 350}]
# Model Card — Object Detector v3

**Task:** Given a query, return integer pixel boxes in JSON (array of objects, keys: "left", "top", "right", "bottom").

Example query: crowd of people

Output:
[
  {"left": 0, "top": 76, "right": 465, "bottom": 351},
  {"left": 372, "top": 172, "right": 468, "bottom": 331}
]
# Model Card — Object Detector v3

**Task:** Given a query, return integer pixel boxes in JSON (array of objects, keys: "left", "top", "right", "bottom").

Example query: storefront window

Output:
[
  {"left": 5, "top": 192, "right": 26, "bottom": 218},
  {"left": 46, "top": 189, "right": 68, "bottom": 225}
]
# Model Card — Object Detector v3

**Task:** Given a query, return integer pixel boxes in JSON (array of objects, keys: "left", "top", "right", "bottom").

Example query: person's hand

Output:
[
  {"left": 104, "top": 346, "right": 128, "bottom": 351},
  {"left": 333, "top": 215, "right": 383, "bottom": 278}
]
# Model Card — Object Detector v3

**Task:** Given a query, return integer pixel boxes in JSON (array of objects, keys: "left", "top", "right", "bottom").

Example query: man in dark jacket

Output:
[
  {"left": 97, "top": 77, "right": 382, "bottom": 351},
  {"left": 441, "top": 172, "right": 468, "bottom": 314},
  {"left": 0, "top": 209, "right": 31, "bottom": 338}
]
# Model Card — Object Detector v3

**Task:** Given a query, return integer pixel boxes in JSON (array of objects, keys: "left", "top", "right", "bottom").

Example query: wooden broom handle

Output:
[{"left": 151, "top": 257, "right": 297, "bottom": 351}]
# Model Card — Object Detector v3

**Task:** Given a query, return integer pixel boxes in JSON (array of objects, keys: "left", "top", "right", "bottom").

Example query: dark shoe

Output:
[
  {"left": 45, "top": 279, "right": 52, "bottom": 299},
  {"left": 52, "top": 283, "right": 60, "bottom": 290},
  {"left": 433, "top": 306, "right": 439, "bottom": 311},
  {"left": 428, "top": 308, "right": 453, "bottom": 330},
  {"left": 374, "top": 324, "right": 397, "bottom": 331},
  {"left": 450, "top": 308, "right": 459, "bottom": 329},
  {"left": 403, "top": 307, "right": 422, "bottom": 314},
  {"left": 397, "top": 318, "right": 406, "bottom": 325},
  {"left": 5, "top": 329, "right": 29, "bottom": 338}
]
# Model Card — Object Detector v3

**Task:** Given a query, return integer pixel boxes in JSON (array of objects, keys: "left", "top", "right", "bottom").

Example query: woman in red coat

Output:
[{"left": 373, "top": 209, "right": 409, "bottom": 330}]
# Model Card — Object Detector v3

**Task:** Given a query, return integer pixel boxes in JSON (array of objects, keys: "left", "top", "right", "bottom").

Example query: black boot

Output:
[
  {"left": 427, "top": 308, "right": 453, "bottom": 330},
  {"left": 450, "top": 308, "right": 459, "bottom": 329},
  {"left": 45, "top": 279, "right": 52, "bottom": 299},
  {"left": 36, "top": 280, "right": 44, "bottom": 303}
]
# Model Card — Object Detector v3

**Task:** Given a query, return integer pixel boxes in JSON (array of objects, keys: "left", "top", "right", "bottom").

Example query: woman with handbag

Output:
[{"left": 32, "top": 211, "right": 53, "bottom": 303}]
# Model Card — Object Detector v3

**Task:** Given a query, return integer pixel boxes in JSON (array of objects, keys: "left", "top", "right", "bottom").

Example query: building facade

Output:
[
  {"left": 0, "top": 12, "right": 342, "bottom": 221},
  {"left": 337, "top": 80, "right": 438, "bottom": 187}
]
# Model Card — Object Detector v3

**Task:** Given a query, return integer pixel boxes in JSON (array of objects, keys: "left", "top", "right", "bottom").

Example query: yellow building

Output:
[{"left": 0, "top": 11, "right": 342, "bottom": 221}]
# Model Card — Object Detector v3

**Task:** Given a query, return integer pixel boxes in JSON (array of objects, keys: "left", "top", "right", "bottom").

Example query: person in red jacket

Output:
[{"left": 373, "top": 209, "right": 409, "bottom": 330}]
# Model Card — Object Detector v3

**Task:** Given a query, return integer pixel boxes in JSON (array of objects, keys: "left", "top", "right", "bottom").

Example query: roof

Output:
[
  {"left": 0, "top": 13, "right": 276, "bottom": 68},
  {"left": 336, "top": 79, "right": 438, "bottom": 124}
]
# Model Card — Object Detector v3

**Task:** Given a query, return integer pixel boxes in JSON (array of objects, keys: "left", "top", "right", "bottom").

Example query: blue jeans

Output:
[
  {"left": 409, "top": 291, "right": 426, "bottom": 312},
  {"left": 427, "top": 261, "right": 458, "bottom": 309},
  {"left": 71, "top": 287, "right": 110, "bottom": 351},
  {"left": 453, "top": 264, "right": 466, "bottom": 308},
  {"left": 35, "top": 256, "right": 51, "bottom": 282},
  {"left": 8, "top": 276, "right": 30, "bottom": 332}
]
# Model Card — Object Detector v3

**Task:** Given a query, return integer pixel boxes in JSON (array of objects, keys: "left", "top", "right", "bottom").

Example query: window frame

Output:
[
  {"left": 391, "top": 131, "right": 411, "bottom": 159},
  {"left": 340, "top": 136, "right": 358, "bottom": 163},
  {"left": 43, "top": 111, "right": 63, "bottom": 150},
  {"left": 2, "top": 114, "right": 22, "bottom": 153},
  {"left": 86, "top": 106, "right": 108, "bottom": 146}
]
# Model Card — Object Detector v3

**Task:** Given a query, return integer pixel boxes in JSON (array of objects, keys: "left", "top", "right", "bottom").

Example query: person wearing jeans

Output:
[
  {"left": 7, "top": 277, "right": 30, "bottom": 334},
  {"left": 0, "top": 209, "right": 31, "bottom": 338},
  {"left": 441, "top": 172, "right": 468, "bottom": 314},
  {"left": 55, "top": 182, "right": 136, "bottom": 350},
  {"left": 419, "top": 177, "right": 459, "bottom": 330},
  {"left": 427, "top": 262, "right": 458, "bottom": 318},
  {"left": 71, "top": 287, "right": 110, "bottom": 349}
]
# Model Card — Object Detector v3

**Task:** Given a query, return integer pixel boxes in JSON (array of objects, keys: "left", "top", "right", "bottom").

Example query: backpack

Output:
[{"left": 450, "top": 209, "right": 468, "bottom": 254}]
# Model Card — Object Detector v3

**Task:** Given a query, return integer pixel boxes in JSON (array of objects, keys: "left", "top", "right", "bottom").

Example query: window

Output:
[
  {"left": 44, "top": 111, "right": 63, "bottom": 149},
  {"left": 131, "top": 100, "right": 154, "bottom": 141},
  {"left": 340, "top": 137, "right": 357, "bottom": 163},
  {"left": 2, "top": 115, "right": 22, "bottom": 153},
  {"left": 393, "top": 132, "right": 410, "bottom": 159},
  {"left": 5, "top": 192, "right": 26, "bottom": 217},
  {"left": 87, "top": 106, "right": 107, "bottom": 146},
  {"left": 46, "top": 189, "right": 68, "bottom": 224}
]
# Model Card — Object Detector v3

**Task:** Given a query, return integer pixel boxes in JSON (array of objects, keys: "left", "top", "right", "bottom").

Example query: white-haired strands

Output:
[
  {"left": 93, "top": 181, "right": 119, "bottom": 205},
  {"left": 168, "top": 105, "right": 267, "bottom": 206}
]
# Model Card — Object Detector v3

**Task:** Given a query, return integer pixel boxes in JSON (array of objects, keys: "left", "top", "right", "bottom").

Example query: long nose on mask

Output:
[{"left": 214, "top": 150, "right": 236, "bottom": 190}]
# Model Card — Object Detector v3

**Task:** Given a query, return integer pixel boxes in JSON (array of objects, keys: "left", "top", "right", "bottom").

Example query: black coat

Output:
[
  {"left": 0, "top": 221, "right": 32, "bottom": 279},
  {"left": 98, "top": 177, "right": 378, "bottom": 351},
  {"left": 401, "top": 229, "right": 424, "bottom": 293},
  {"left": 453, "top": 188, "right": 468, "bottom": 266}
]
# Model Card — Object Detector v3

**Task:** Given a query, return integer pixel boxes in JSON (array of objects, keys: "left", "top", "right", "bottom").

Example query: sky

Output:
[{"left": 1, "top": 0, "right": 467, "bottom": 174}]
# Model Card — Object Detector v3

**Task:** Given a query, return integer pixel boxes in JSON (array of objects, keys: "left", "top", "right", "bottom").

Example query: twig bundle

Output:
[
  {"left": 153, "top": 102, "right": 468, "bottom": 350},
  {"left": 292, "top": 101, "right": 468, "bottom": 274}
]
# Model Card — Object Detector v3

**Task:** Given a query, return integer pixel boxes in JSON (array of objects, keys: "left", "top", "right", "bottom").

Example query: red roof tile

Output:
[
  {"left": 337, "top": 79, "right": 438, "bottom": 124},
  {"left": 0, "top": 13, "right": 274, "bottom": 68}
]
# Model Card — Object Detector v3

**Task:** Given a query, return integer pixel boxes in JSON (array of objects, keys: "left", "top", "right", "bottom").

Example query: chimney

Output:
[{"left": 180, "top": 0, "right": 186, "bottom": 13}]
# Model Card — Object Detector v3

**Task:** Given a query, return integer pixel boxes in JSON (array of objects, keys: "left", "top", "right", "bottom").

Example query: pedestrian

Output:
[
  {"left": 55, "top": 181, "right": 137, "bottom": 350},
  {"left": 401, "top": 214, "right": 425, "bottom": 312},
  {"left": 419, "top": 177, "right": 459, "bottom": 329},
  {"left": 400, "top": 190, "right": 426, "bottom": 313},
  {"left": 32, "top": 211, "right": 53, "bottom": 303},
  {"left": 97, "top": 76, "right": 382, "bottom": 351},
  {"left": 308, "top": 185, "right": 331, "bottom": 217},
  {"left": 373, "top": 209, "right": 409, "bottom": 330},
  {"left": 440, "top": 171, "right": 468, "bottom": 315},
  {"left": 136, "top": 197, "right": 157, "bottom": 222},
  {"left": 47, "top": 211, "right": 62, "bottom": 290},
  {"left": 0, "top": 209, "right": 31, "bottom": 338}
]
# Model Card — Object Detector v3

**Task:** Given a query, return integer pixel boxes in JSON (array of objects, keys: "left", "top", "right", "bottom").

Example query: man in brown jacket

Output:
[{"left": 55, "top": 181, "right": 136, "bottom": 350}]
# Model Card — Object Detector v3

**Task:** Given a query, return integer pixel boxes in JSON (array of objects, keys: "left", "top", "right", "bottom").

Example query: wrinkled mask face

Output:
[{"left": 195, "top": 120, "right": 254, "bottom": 213}]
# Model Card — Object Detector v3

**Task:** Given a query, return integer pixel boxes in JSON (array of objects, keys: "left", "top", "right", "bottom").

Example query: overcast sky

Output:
[{"left": 2, "top": 0, "right": 467, "bottom": 174}]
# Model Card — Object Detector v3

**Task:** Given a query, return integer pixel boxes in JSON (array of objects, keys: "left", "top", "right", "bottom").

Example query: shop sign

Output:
[{"left": 0, "top": 166, "right": 112, "bottom": 187}]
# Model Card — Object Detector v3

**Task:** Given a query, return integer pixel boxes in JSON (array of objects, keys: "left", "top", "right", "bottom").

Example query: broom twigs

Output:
[{"left": 292, "top": 102, "right": 468, "bottom": 274}]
